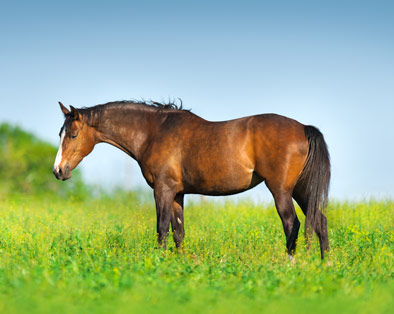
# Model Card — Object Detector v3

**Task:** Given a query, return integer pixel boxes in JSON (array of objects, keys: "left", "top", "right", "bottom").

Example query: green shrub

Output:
[{"left": 0, "top": 123, "right": 88, "bottom": 199}]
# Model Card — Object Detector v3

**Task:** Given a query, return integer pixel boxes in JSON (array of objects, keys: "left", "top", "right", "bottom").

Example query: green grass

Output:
[{"left": 0, "top": 195, "right": 392, "bottom": 314}]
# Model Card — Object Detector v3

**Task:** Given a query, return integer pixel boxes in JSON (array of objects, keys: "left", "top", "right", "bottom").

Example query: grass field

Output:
[{"left": 0, "top": 194, "right": 392, "bottom": 314}]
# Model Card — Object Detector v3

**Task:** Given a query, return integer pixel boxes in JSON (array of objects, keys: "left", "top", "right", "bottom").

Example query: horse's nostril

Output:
[
  {"left": 58, "top": 167, "right": 63, "bottom": 175},
  {"left": 52, "top": 167, "right": 58, "bottom": 178}
]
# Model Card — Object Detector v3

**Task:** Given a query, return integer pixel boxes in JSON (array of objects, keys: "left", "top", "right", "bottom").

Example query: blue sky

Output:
[{"left": 1, "top": 0, "right": 393, "bottom": 201}]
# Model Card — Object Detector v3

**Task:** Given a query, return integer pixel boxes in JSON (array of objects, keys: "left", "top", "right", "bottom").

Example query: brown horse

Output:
[{"left": 53, "top": 100, "right": 330, "bottom": 259}]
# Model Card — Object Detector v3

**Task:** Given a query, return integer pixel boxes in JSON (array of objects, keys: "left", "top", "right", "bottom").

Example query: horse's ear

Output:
[
  {"left": 58, "top": 102, "right": 70, "bottom": 116},
  {"left": 70, "top": 105, "right": 81, "bottom": 121}
]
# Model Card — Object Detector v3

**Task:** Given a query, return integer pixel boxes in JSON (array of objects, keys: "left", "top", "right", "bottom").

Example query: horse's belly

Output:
[{"left": 183, "top": 166, "right": 263, "bottom": 196}]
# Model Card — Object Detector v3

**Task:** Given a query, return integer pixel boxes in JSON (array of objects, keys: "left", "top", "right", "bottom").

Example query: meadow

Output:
[{"left": 0, "top": 193, "right": 392, "bottom": 314}]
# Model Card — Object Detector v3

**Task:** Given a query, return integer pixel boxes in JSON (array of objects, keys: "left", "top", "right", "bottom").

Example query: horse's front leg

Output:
[
  {"left": 171, "top": 194, "right": 185, "bottom": 249},
  {"left": 154, "top": 184, "right": 177, "bottom": 249}
]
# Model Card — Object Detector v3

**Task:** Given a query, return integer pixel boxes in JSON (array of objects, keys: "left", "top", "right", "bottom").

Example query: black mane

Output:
[
  {"left": 71, "top": 99, "right": 190, "bottom": 127},
  {"left": 100, "top": 99, "right": 189, "bottom": 111}
]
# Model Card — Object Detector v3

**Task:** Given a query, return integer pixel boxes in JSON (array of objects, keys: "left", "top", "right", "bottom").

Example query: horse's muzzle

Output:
[{"left": 53, "top": 164, "right": 71, "bottom": 181}]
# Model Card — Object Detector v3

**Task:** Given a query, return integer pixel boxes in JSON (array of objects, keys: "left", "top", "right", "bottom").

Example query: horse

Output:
[{"left": 53, "top": 100, "right": 330, "bottom": 259}]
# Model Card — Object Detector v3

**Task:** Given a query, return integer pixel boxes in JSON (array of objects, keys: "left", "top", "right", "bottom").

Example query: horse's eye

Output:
[{"left": 71, "top": 134, "right": 77, "bottom": 139}]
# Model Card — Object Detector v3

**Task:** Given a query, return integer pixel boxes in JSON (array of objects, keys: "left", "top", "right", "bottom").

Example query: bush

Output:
[{"left": 0, "top": 123, "right": 89, "bottom": 199}]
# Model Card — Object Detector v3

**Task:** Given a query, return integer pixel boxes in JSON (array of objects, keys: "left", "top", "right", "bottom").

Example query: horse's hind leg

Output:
[
  {"left": 293, "top": 185, "right": 329, "bottom": 259},
  {"left": 171, "top": 194, "right": 185, "bottom": 249},
  {"left": 315, "top": 210, "right": 329, "bottom": 258},
  {"left": 268, "top": 186, "right": 300, "bottom": 258}
]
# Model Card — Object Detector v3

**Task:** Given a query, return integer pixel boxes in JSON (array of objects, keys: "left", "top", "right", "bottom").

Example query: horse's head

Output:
[{"left": 53, "top": 102, "right": 97, "bottom": 181}]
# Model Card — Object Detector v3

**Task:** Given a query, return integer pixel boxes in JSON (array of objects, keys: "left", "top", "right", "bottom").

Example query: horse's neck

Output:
[{"left": 95, "top": 107, "right": 162, "bottom": 161}]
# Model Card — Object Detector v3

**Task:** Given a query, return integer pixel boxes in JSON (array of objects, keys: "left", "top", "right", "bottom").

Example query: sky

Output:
[{"left": 1, "top": 0, "right": 393, "bottom": 202}]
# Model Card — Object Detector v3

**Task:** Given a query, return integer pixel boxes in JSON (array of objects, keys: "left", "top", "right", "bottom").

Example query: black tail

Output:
[{"left": 298, "top": 125, "right": 331, "bottom": 241}]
